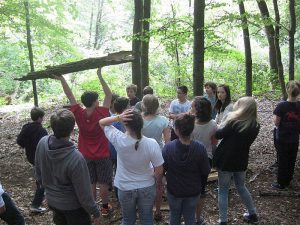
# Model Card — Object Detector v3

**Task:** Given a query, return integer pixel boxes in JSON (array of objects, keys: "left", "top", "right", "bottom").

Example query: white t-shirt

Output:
[
  {"left": 142, "top": 115, "right": 169, "bottom": 150},
  {"left": 104, "top": 126, "right": 164, "bottom": 191},
  {"left": 215, "top": 103, "right": 233, "bottom": 126},
  {"left": 191, "top": 120, "right": 217, "bottom": 159},
  {"left": 169, "top": 99, "right": 191, "bottom": 115}
]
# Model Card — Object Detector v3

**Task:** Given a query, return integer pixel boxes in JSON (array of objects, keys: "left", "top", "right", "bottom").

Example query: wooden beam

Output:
[{"left": 16, "top": 51, "right": 134, "bottom": 81}]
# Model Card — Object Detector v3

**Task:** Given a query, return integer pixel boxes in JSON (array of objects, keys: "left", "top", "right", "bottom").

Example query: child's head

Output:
[
  {"left": 193, "top": 96, "right": 212, "bottom": 122},
  {"left": 286, "top": 80, "right": 300, "bottom": 98},
  {"left": 50, "top": 109, "right": 75, "bottom": 139},
  {"left": 110, "top": 93, "right": 120, "bottom": 113},
  {"left": 142, "top": 94, "right": 159, "bottom": 116},
  {"left": 174, "top": 114, "right": 195, "bottom": 138},
  {"left": 215, "top": 84, "right": 231, "bottom": 112},
  {"left": 204, "top": 81, "right": 217, "bottom": 96},
  {"left": 81, "top": 91, "right": 99, "bottom": 108},
  {"left": 124, "top": 111, "right": 143, "bottom": 150},
  {"left": 126, "top": 84, "right": 138, "bottom": 99},
  {"left": 217, "top": 84, "right": 231, "bottom": 103},
  {"left": 114, "top": 97, "right": 129, "bottom": 114},
  {"left": 31, "top": 107, "right": 45, "bottom": 122},
  {"left": 143, "top": 86, "right": 154, "bottom": 96},
  {"left": 225, "top": 97, "right": 257, "bottom": 131},
  {"left": 176, "top": 85, "right": 188, "bottom": 101}
]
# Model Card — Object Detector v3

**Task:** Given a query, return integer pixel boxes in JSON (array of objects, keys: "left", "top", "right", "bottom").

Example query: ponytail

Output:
[
  {"left": 126, "top": 111, "right": 143, "bottom": 151},
  {"left": 134, "top": 132, "right": 142, "bottom": 150}
]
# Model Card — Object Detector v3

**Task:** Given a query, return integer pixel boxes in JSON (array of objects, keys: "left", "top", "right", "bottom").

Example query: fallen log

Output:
[
  {"left": 259, "top": 190, "right": 300, "bottom": 197},
  {"left": 15, "top": 51, "right": 134, "bottom": 81}
]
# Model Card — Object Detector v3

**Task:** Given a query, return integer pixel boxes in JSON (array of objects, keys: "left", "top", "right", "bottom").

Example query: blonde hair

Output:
[
  {"left": 126, "top": 84, "right": 137, "bottom": 93},
  {"left": 223, "top": 97, "right": 258, "bottom": 132},
  {"left": 142, "top": 94, "right": 159, "bottom": 116},
  {"left": 286, "top": 80, "right": 300, "bottom": 98}
]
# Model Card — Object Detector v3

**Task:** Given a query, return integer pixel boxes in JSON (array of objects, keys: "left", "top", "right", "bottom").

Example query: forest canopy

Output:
[{"left": 0, "top": 0, "right": 299, "bottom": 105}]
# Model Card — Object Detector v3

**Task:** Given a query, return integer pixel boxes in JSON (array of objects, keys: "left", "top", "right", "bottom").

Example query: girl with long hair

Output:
[
  {"left": 100, "top": 110, "right": 164, "bottom": 225},
  {"left": 215, "top": 85, "right": 233, "bottom": 126},
  {"left": 213, "top": 97, "right": 260, "bottom": 225}
]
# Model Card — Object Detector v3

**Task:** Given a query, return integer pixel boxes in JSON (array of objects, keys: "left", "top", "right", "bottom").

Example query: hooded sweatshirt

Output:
[
  {"left": 162, "top": 139, "right": 211, "bottom": 197},
  {"left": 17, "top": 122, "right": 48, "bottom": 165},
  {"left": 35, "top": 136, "right": 99, "bottom": 217}
]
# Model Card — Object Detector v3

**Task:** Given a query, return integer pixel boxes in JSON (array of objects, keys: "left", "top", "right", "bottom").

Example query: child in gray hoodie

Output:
[{"left": 35, "top": 109, "right": 101, "bottom": 225}]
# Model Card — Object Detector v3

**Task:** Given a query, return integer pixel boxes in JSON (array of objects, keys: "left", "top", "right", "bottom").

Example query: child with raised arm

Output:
[
  {"left": 54, "top": 67, "right": 113, "bottom": 217},
  {"left": 35, "top": 109, "right": 101, "bottom": 225},
  {"left": 17, "top": 107, "right": 48, "bottom": 213},
  {"left": 100, "top": 110, "right": 164, "bottom": 225},
  {"left": 272, "top": 81, "right": 300, "bottom": 190},
  {"left": 0, "top": 181, "right": 25, "bottom": 225}
]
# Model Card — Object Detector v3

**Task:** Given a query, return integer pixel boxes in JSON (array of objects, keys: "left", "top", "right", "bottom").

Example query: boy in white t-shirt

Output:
[{"left": 169, "top": 85, "right": 191, "bottom": 140}]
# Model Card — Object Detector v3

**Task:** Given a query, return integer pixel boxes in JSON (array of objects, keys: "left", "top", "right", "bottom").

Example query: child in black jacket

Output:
[{"left": 17, "top": 107, "right": 48, "bottom": 213}]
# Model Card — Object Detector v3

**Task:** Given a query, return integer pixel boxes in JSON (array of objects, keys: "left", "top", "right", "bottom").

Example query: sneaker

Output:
[
  {"left": 30, "top": 206, "right": 47, "bottom": 213},
  {"left": 271, "top": 183, "right": 285, "bottom": 190},
  {"left": 243, "top": 212, "right": 259, "bottom": 224},
  {"left": 196, "top": 216, "right": 206, "bottom": 225},
  {"left": 101, "top": 204, "right": 113, "bottom": 217}
]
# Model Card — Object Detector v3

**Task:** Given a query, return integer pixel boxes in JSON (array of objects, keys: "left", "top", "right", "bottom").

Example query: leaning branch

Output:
[{"left": 16, "top": 51, "right": 134, "bottom": 81}]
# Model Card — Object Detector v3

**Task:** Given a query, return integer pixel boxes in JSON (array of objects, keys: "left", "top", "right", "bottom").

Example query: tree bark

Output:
[
  {"left": 24, "top": 0, "right": 38, "bottom": 106},
  {"left": 16, "top": 51, "right": 134, "bottom": 81},
  {"left": 238, "top": 0, "right": 252, "bottom": 96},
  {"left": 289, "top": 0, "right": 296, "bottom": 81},
  {"left": 193, "top": 0, "right": 205, "bottom": 96},
  {"left": 88, "top": 0, "right": 95, "bottom": 49},
  {"left": 273, "top": 0, "right": 287, "bottom": 99},
  {"left": 141, "top": 0, "right": 151, "bottom": 90},
  {"left": 132, "top": 0, "right": 143, "bottom": 99},
  {"left": 256, "top": 0, "right": 279, "bottom": 89},
  {"left": 94, "top": 0, "right": 104, "bottom": 50}
]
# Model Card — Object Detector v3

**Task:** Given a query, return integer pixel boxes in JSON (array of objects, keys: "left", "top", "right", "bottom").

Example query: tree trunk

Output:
[
  {"left": 141, "top": 0, "right": 151, "bottom": 90},
  {"left": 24, "top": 0, "right": 38, "bottom": 106},
  {"left": 132, "top": 0, "right": 143, "bottom": 99},
  {"left": 273, "top": 0, "right": 287, "bottom": 99},
  {"left": 94, "top": 0, "right": 104, "bottom": 50},
  {"left": 238, "top": 0, "right": 252, "bottom": 96},
  {"left": 256, "top": 0, "right": 279, "bottom": 89},
  {"left": 289, "top": 0, "right": 296, "bottom": 81},
  {"left": 88, "top": 0, "right": 95, "bottom": 49},
  {"left": 193, "top": 0, "right": 205, "bottom": 96},
  {"left": 16, "top": 51, "right": 134, "bottom": 81},
  {"left": 171, "top": 4, "right": 181, "bottom": 87}
]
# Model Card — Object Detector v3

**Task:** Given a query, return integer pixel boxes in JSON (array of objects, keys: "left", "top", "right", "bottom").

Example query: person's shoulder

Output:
[{"left": 95, "top": 106, "right": 109, "bottom": 114}]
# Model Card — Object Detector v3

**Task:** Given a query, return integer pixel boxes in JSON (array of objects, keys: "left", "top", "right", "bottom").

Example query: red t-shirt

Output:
[{"left": 70, "top": 104, "right": 110, "bottom": 160}]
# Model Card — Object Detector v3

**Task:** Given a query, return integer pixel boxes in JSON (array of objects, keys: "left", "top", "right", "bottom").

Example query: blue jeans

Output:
[
  {"left": 118, "top": 184, "right": 156, "bottom": 225},
  {"left": 167, "top": 192, "right": 200, "bottom": 225},
  {"left": 218, "top": 171, "right": 257, "bottom": 223},
  {"left": 0, "top": 193, "right": 25, "bottom": 225}
]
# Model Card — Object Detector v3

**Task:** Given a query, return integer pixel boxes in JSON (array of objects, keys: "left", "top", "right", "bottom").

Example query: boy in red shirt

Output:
[{"left": 54, "top": 67, "right": 113, "bottom": 216}]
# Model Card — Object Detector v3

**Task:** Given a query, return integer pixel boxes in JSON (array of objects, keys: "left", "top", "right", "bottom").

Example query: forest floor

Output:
[{"left": 0, "top": 98, "right": 299, "bottom": 225}]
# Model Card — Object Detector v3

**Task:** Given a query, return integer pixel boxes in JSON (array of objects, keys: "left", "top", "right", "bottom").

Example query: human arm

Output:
[
  {"left": 163, "top": 127, "right": 171, "bottom": 144},
  {"left": 54, "top": 75, "right": 77, "bottom": 106},
  {"left": 214, "top": 123, "right": 234, "bottom": 140},
  {"left": 71, "top": 157, "right": 100, "bottom": 220},
  {"left": 273, "top": 115, "right": 281, "bottom": 127},
  {"left": 97, "top": 68, "right": 112, "bottom": 108},
  {"left": 99, "top": 109, "right": 133, "bottom": 129},
  {"left": 16, "top": 126, "right": 27, "bottom": 148},
  {"left": 0, "top": 183, "right": 6, "bottom": 215},
  {"left": 154, "top": 165, "right": 163, "bottom": 193}
]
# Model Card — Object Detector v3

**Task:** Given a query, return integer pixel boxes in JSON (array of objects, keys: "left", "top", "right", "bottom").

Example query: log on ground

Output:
[{"left": 15, "top": 51, "right": 134, "bottom": 81}]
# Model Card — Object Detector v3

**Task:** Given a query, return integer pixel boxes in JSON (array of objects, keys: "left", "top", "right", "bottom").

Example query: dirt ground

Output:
[{"left": 0, "top": 99, "right": 299, "bottom": 225}]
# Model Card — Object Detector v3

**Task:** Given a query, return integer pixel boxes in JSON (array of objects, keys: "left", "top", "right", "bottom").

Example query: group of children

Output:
[{"left": 0, "top": 68, "right": 299, "bottom": 225}]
